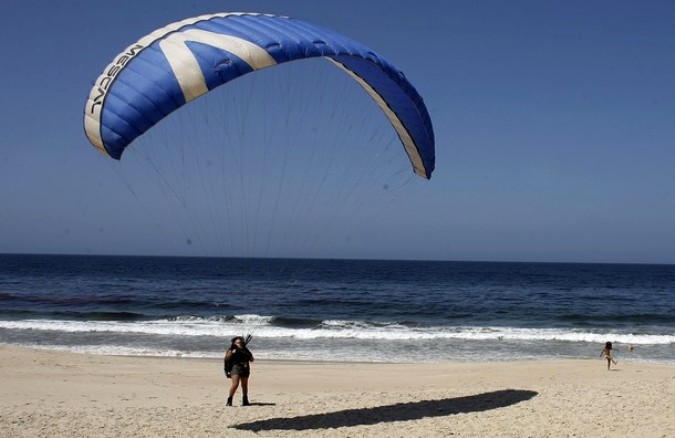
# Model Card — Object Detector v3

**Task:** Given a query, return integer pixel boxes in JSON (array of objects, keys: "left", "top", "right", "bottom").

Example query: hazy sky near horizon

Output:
[{"left": 1, "top": 0, "right": 674, "bottom": 264}]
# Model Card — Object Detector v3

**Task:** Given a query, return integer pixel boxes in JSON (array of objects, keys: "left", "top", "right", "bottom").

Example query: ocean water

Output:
[{"left": 0, "top": 254, "right": 673, "bottom": 364}]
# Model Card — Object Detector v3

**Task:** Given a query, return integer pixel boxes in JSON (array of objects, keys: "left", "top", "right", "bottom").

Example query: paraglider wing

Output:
[{"left": 83, "top": 12, "right": 435, "bottom": 178}]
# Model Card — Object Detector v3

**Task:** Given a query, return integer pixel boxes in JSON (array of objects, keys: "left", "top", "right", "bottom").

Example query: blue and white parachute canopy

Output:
[{"left": 83, "top": 12, "right": 435, "bottom": 179}]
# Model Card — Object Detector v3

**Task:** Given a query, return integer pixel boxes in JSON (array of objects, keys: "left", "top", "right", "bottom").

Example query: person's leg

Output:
[
  {"left": 240, "top": 376, "right": 249, "bottom": 396},
  {"left": 227, "top": 375, "right": 240, "bottom": 405},
  {"left": 229, "top": 374, "right": 241, "bottom": 397},
  {"left": 241, "top": 376, "right": 250, "bottom": 405}
]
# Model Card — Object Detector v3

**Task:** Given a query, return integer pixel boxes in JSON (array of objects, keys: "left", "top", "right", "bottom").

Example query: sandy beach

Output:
[{"left": 0, "top": 345, "right": 672, "bottom": 437}]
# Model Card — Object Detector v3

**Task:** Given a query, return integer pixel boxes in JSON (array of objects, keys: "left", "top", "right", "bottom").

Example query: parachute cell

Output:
[{"left": 84, "top": 12, "right": 435, "bottom": 178}]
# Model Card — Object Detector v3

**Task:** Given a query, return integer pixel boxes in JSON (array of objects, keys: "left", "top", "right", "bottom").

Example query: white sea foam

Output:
[
  {"left": 21, "top": 344, "right": 218, "bottom": 358},
  {"left": 0, "top": 318, "right": 672, "bottom": 345}
]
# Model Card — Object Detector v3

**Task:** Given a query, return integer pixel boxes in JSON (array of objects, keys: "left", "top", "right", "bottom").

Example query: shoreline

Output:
[
  {"left": 5, "top": 341, "right": 672, "bottom": 366},
  {"left": 1, "top": 345, "right": 673, "bottom": 437}
]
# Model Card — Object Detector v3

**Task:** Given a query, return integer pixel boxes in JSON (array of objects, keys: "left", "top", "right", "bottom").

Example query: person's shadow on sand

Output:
[{"left": 234, "top": 389, "right": 537, "bottom": 431}]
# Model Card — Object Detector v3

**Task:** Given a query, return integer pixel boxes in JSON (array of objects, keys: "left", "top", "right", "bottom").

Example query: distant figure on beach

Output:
[
  {"left": 224, "top": 335, "right": 254, "bottom": 406},
  {"left": 600, "top": 341, "right": 618, "bottom": 370}
]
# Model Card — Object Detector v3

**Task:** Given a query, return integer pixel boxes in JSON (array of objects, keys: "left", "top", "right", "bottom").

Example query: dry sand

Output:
[{"left": 0, "top": 345, "right": 672, "bottom": 437}]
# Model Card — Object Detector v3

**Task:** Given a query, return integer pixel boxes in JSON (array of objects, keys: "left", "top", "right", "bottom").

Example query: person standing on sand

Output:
[
  {"left": 600, "top": 341, "right": 618, "bottom": 370},
  {"left": 224, "top": 336, "right": 254, "bottom": 406}
]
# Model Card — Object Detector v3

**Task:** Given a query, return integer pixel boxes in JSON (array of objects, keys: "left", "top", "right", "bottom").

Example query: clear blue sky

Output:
[{"left": 1, "top": 0, "right": 674, "bottom": 264}]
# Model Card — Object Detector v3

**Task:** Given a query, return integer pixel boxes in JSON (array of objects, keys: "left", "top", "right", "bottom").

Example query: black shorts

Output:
[{"left": 231, "top": 363, "right": 250, "bottom": 377}]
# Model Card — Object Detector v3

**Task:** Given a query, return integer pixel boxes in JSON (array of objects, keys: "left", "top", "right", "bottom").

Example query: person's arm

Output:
[
  {"left": 243, "top": 347, "right": 254, "bottom": 362},
  {"left": 224, "top": 349, "right": 233, "bottom": 377}
]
